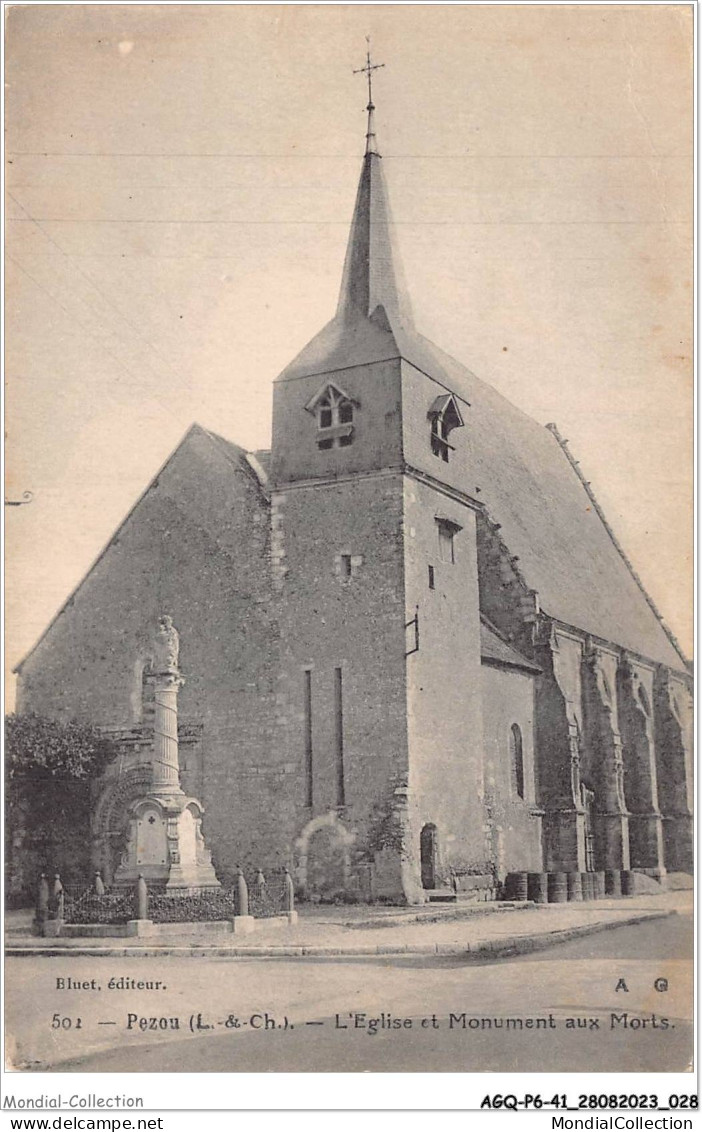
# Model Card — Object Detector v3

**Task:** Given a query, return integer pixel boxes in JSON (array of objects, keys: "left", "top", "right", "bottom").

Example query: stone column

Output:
[
  {"left": 113, "top": 616, "right": 220, "bottom": 890},
  {"left": 151, "top": 670, "right": 185, "bottom": 796},
  {"left": 618, "top": 656, "right": 664, "bottom": 875}
]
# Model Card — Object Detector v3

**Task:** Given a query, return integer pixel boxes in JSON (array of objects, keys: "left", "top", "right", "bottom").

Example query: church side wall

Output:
[
  {"left": 403, "top": 477, "right": 486, "bottom": 888},
  {"left": 481, "top": 664, "right": 543, "bottom": 876}
]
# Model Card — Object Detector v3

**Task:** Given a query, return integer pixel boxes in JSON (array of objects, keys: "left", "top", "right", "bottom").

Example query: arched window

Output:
[
  {"left": 509, "top": 723, "right": 525, "bottom": 799},
  {"left": 637, "top": 683, "right": 651, "bottom": 717}
]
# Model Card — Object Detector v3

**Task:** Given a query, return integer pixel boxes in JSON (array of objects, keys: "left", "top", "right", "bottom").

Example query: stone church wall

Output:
[
  {"left": 270, "top": 472, "right": 410, "bottom": 898},
  {"left": 271, "top": 358, "right": 403, "bottom": 485},
  {"left": 16, "top": 428, "right": 282, "bottom": 883},
  {"left": 481, "top": 664, "right": 542, "bottom": 877},
  {"left": 400, "top": 360, "right": 472, "bottom": 500}
]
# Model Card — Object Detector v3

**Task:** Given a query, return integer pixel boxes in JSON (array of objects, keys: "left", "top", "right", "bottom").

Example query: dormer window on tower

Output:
[
  {"left": 305, "top": 382, "right": 359, "bottom": 451},
  {"left": 428, "top": 394, "right": 464, "bottom": 462}
]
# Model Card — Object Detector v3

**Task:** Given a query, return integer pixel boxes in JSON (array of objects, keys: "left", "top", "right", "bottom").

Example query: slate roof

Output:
[
  {"left": 275, "top": 133, "right": 687, "bottom": 673},
  {"left": 480, "top": 620, "right": 541, "bottom": 675}
]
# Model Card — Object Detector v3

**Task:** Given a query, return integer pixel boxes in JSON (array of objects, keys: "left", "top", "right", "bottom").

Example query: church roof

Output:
[
  {"left": 275, "top": 114, "right": 687, "bottom": 673},
  {"left": 405, "top": 330, "right": 687, "bottom": 670},
  {"left": 480, "top": 619, "right": 541, "bottom": 675}
]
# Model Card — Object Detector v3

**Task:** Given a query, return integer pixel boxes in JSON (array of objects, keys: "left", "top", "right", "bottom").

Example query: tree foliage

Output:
[
  {"left": 5, "top": 713, "right": 119, "bottom": 887},
  {"left": 6, "top": 712, "right": 117, "bottom": 783}
]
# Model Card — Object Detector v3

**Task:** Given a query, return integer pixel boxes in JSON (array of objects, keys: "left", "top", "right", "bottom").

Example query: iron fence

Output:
[
  {"left": 249, "top": 874, "right": 289, "bottom": 919},
  {"left": 49, "top": 869, "right": 293, "bottom": 925}
]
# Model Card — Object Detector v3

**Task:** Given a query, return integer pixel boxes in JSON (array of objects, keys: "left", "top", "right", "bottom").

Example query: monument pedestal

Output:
[{"left": 113, "top": 793, "right": 220, "bottom": 891}]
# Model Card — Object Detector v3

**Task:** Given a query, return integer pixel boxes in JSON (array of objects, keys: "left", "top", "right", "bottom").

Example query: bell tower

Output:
[{"left": 271, "top": 51, "right": 485, "bottom": 903}]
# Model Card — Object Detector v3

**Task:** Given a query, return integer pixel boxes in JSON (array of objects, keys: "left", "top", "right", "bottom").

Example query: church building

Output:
[{"left": 14, "top": 78, "right": 693, "bottom": 903}]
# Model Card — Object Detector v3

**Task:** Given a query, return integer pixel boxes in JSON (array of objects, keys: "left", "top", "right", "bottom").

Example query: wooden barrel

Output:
[
  {"left": 527, "top": 872, "right": 548, "bottom": 904},
  {"left": 567, "top": 871, "right": 583, "bottom": 901},
  {"left": 605, "top": 869, "right": 622, "bottom": 897},
  {"left": 579, "top": 872, "right": 590, "bottom": 900},
  {"left": 620, "top": 869, "right": 635, "bottom": 896},
  {"left": 547, "top": 871, "right": 568, "bottom": 903},
  {"left": 504, "top": 871, "right": 528, "bottom": 901},
  {"left": 593, "top": 871, "right": 606, "bottom": 899}
]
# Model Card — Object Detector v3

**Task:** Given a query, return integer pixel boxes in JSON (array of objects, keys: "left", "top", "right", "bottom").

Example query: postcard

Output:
[{"left": 4, "top": 2, "right": 694, "bottom": 1085}]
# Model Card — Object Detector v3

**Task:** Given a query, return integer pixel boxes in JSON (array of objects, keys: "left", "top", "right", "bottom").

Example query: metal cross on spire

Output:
[{"left": 354, "top": 37, "right": 385, "bottom": 155}]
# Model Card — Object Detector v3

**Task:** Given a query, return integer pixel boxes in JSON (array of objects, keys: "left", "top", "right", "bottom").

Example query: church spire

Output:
[
  {"left": 336, "top": 44, "right": 413, "bottom": 327},
  {"left": 275, "top": 47, "right": 415, "bottom": 380}
]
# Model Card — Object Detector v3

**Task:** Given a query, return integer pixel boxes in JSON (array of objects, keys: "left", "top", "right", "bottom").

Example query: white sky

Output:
[{"left": 5, "top": 4, "right": 693, "bottom": 705}]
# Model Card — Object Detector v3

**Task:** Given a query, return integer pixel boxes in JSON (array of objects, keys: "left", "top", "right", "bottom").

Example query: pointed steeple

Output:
[
  {"left": 337, "top": 41, "right": 413, "bottom": 328},
  {"left": 276, "top": 48, "right": 415, "bottom": 380},
  {"left": 336, "top": 147, "right": 413, "bottom": 328}
]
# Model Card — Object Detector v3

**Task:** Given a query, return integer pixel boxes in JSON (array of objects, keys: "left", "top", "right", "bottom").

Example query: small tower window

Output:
[
  {"left": 305, "top": 382, "right": 359, "bottom": 451},
  {"left": 335, "top": 552, "right": 362, "bottom": 580},
  {"left": 428, "top": 565, "right": 435, "bottom": 590},
  {"left": 438, "top": 525, "right": 454, "bottom": 564},
  {"left": 428, "top": 394, "right": 465, "bottom": 463},
  {"left": 435, "top": 516, "right": 461, "bottom": 564}
]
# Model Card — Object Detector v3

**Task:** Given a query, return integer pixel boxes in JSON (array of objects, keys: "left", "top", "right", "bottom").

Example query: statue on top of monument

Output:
[{"left": 152, "top": 615, "right": 180, "bottom": 673}]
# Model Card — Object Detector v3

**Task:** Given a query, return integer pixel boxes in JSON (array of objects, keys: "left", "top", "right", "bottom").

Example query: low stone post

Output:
[
  {"left": 283, "top": 867, "right": 298, "bottom": 925},
  {"left": 135, "top": 874, "right": 148, "bottom": 920},
  {"left": 235, "top": 867, "right": 249, "bottom": 917},
  {"left": 94, "top": 872, "right": 105, "bottom": 896},
  {"left": 44, "top": 874, "right": 64, "bottom": 937},
  {"left": 231, "top": 867, "right": 254, "bottom": 936},
  {"left": 283, "top": 867, "right": 295, "bottom": 912},
  {"left": 34, "top": 874, "right": 49, "bottom": 933},
  {"left": 255, "top": 869, "right": 266, "bottom": 890},
  {"left": 125, "top": 874, "right": 155, "bottom": 939}
]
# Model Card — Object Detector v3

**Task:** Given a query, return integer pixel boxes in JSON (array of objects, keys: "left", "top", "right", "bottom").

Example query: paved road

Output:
[{"left": 7, "top": 913, "right": 692, "bottom": 1074}]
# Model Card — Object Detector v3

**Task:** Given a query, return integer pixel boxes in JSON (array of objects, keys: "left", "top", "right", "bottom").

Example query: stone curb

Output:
[{"left": 5, "top": 910, "right": 671, "bottom": 961}]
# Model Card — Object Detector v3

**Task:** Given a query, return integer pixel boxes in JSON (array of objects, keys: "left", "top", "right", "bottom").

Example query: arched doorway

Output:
[
  {"left": 295, "top": 813, "right": 355, "bottom": 902},
  {"left": 420, "top": 823, "right": 438, "bottom": 890},
  {"left": 92, "top": 767, "right": 152, "bottom": 885}
]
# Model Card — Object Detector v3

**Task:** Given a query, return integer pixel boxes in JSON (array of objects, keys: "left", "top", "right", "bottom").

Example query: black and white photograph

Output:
[{"left": 3, "top": 1, "right": 694, "bottom": 1088}]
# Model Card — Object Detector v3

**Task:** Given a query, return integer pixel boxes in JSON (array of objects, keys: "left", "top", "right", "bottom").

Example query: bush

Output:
[{"left": 5, "top": 713, "right": 118, "bottom": 899}]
